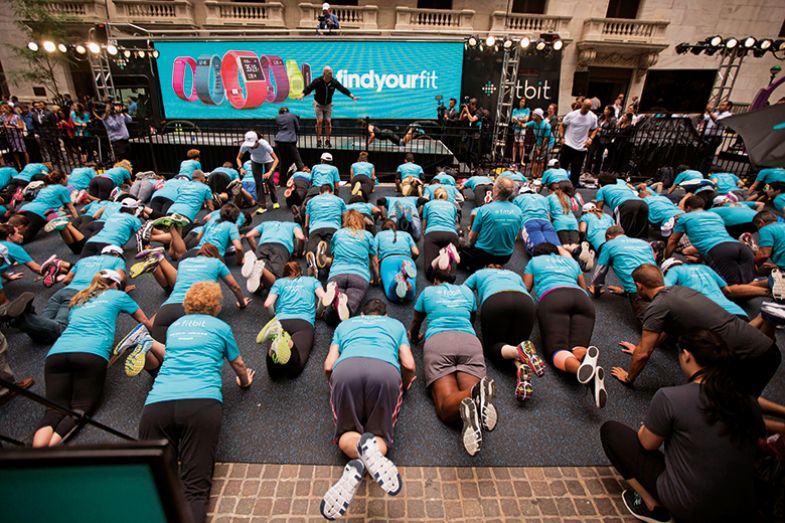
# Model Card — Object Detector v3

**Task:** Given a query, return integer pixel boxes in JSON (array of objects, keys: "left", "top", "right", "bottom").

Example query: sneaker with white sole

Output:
[
  {"left": 459, "top": 397, "right": 482, "bottom": 456},
  {"left": 516, "top": 340, "right": 545, "bottom": 378},
  {"left": 577, "top": 241, "right": 592, "bottom": 271},
  {"left": 739, "top": 232, "right": 758, "bottom": 254},
  {"left": 621, "top": 489, "right": 674, "bottom": 523},
  {"left": 125, "top": 336, "right": 153, "bottom": 377},
  {"left": 472, "top": 376, "right": 498, "bottom": 432},
  {"left": 306, "top": 251, "right": 318, "bottom": 276},
  {"left": 356, "top": 432, "right": 401, "bottom": 496},
  {"left": 320, "top": 459, "right": 365, "bottom": 520},
  {"left": 269, "top": 331, "right": 292, "bottom": 365},
  {"left": 772, "top": 268, "right": 785, "bottom": 301},
  {"left": 39, "top": 254, "right": 57, "bottom": 274},
  {"left": 336, "top": 292, "right": 350, "bottom": 321},
  {"left": 42, "top": 259, "right": 63, "bottom": 288},
  {"left": 134, "top": 246, "right": 164, "bottom": 260},
  {"left": 446, "top": 243, "right": 461, "bottom": 266},
  {"left": 113, "top": 324, "right": 149, "bottom": 357},
  {"left": 515, "top": 364, "right": 533, "bottom": 402},
  {"left": 44, "top": 216, "right": 70, "bottom": 233},
  {"left": 351, "top": 182, "right": 362, "bottom": 197},
  {"left": 322, "top": 282, "right": 337, "bottom": 307},
  {"left": 246, "top": 260, "right": 266, "bottom": 293},
  {"left": 316, "top": 241, "right": 329, "bottom": 269},
  {"left": 435, "top": 247, "right": 450, "bottom": 271},
  {"left": 130, "top": 251, "right": 164, "bottom": 279},
  {"left": 594, "top": 366, "right": 607, "bottom": 409},
  {"left": 394, "top": 273, "right": 409, "bottom": 299},
  {"left": 400, "top": 260, "right": 416, "bottom": 279},
  {"left": 241, "top": 250, "right": 257, "bottom": 278},
  {"left": 577, "top": 346, "right": 599, "bottom": 384},
  {"left": 256, "top": 316, "right": 283, "bottom": 344}
]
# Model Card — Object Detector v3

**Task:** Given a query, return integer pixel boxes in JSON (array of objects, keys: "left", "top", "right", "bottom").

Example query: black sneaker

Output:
[
  {"left": 621, "top": 489, "right": 674, "bottom": 523},
  {"left": 471, "top": 376, "right": 498, "bottom": 432},
  {"left": 325, "top": 139, "right": 332, "bottom": 148}
]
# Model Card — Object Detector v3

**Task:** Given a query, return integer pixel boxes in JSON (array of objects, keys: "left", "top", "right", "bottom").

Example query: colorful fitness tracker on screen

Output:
[
  {"left": 260, "top": 55, "right": 290, "bottom": 103},
  {"left": 220, "top": 51, "right": 268, "bottom": 110},
  {"left": 286, "top": 60, "right": 306, "bottom": 99},
  {"left": 195, "top": 54, "right": 225, "bottom": 106},
  {"left": 302, "top": 63, "right": 312, "bottom": 87},
  {"left": 172, "top": 57, "right": 198, "bottom": 102}
]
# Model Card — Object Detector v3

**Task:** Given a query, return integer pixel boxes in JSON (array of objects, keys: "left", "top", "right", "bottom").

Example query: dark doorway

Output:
[
  {"left": 67, "top": 58, "right": 96, "bottom": 101},
  {"left": 606, "top": 0, "right": 640, "bottom": 19},
  {"left": 587, "top": 67, "right": 632, "bottom": 110},
  {"left": 512, "top": 0, "right": 547, "bottom": 14},
  {"left": 417, "top": 0, "right": 452, "bottom": 8}
]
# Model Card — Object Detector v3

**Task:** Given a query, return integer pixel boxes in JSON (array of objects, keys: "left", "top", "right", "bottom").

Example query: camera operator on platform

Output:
[
  {"left": 459, "top": 97, "right": 484, "bottom": 168},
  {"left": 317, "top": 3, "right": 340, "bottom": 32}
]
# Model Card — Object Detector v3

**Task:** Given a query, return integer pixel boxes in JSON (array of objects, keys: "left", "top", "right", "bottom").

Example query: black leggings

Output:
[
  {"left": 286, "top": 179, "right": 310, "bottom": 207},
  {"left": 266, "top": 319, "right": 314, "bottom": 379},
  {"left": 88, "top": 176, "right": 115, "bottom": 201},
  {"left": 537, "top": 287, "right": 596, "bottom": 362},
  {"left": 423, "top": 230, "right": 459, "bottom": 280},
  {"left": 480, "top": 292, "right": 536, "bottom": 366},
  {"left": 458, "top": 245, "right": 511, "bottom": 273},
  {"left": 18, "top": 211, "right": 46, "bottom": 244},
  {"left": 150, "top": 196, "right": 175, "bottom": 219},
  {"left": 207, "top": 171, "right": 230, "bottom": 196},
  {"left": 350, "top": 175, "right": 374, "bottom": 202},
  {"left": 600, "top": 420, "right": 664, "bottom": 500},
  {"left": 251, "top": 160, "right": 277, "bottom": 205},
  {"left": 558, "top": 230, "right": 580, "bottom": 245},
  {"left": 39, "top": 352, "right": 107, "bottom": 438},
  {"left": 151, "top": 303, "right": 186, "bottom": 343},
  {"left": 139, "top": 398, "right": 222, "bottom": 523},
  {"left": 616, "top": 200, "right": 649, "bottom": 240}
]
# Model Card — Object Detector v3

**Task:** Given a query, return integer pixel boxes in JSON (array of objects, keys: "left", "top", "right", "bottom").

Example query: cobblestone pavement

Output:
[{"left": 207, "top": 463, "right": 637, "bottom": 522}]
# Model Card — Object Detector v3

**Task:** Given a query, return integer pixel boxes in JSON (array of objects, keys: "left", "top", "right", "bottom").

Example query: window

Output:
[
  {"left": 417, "top": 0, "right": 453, "bottom": 9},
  {"left": 605, "top": 0, "right": 640, "bottom": 19},
  {"left": 511, "top": 0, "right": 546, "bottom": 14}
]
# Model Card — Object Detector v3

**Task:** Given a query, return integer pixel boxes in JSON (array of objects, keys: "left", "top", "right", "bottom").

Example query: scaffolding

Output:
[
  {"left": 491, "top": 46, "right": 520, "bottom": 162},
  {"left": 710, "top": 50, "right": 745, "bottom": 105},
  {"left": 88, "top": 51, "right": 118, "bottom": 102}
]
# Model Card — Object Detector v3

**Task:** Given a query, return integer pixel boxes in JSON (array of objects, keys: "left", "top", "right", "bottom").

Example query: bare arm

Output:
[
  {"left": 131, "top": 309, "right": 153, "bottom": 332},
  {"left": 230, "top": 355, "right": 254, "bottom": 388},
  {"left": 638, "top": 424, "right": 665, "bottom": 451},
  {"left": 664, "top": 231, "right": 683, "bottom": 259},
  {"left": 324, "top": 343, "right": 341, "bottom": 378},
  {"left": 265, "top": 151, "right": 279, "bottom": 178},
  {"left": 523, "top": 273, "right": 534, "bottom": 292},
  {"left": 408, "top": 310, "right": 426, "bottom": 345},
  {"left": 399, "top": 344, "right": 416, "bottom": 391},
  {"left": 222, "top": 273, "right": 249, "bottom": 308},
  {"left": 264, "top": 293, "right": 277, "bottom": 315},
  {"left": 612, "top": 329, "right": 660, "bottom": 384}
]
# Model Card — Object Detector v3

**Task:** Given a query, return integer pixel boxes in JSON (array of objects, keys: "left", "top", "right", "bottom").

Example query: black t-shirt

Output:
[
  {"left": 644, "top": 382, "right": 763, "bottom": 521},
  {"left": 643, "top": 286, "right": 772, "bottom": 359}
]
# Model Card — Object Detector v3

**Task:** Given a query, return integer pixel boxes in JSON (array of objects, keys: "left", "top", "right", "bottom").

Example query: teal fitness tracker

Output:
[{"left": 195, "top": 54, "right": 225, "bottom": 106}]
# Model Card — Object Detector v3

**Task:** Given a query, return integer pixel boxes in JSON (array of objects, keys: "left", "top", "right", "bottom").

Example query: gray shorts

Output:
[
  {"left": 330, "top": 357, "right": 403, "bottom": 447},
  {"left": 314, "top": 101, "right": 333, "bottom": 121},
  {"left": 258, "top": 242, "right": 290, "bottom": 278},
  {"left": 423, "top": 331, "right": 486, "bottom": 386}
]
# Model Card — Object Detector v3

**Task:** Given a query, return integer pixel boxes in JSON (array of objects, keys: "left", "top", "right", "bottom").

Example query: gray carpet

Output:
[{"left": 1, "top": 187, "right": 783, "bottom": 467}]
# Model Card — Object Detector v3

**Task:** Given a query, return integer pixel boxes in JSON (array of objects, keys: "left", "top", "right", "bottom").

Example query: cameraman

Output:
[
  {"left": 460, "top": 98, "right": 484, "bottom": 168},
  {"left": 99, "top": 100, "right": 132, "bottom": 162},
  {"left": 317, "top": 3, "right": 340, "bottom": 31}
]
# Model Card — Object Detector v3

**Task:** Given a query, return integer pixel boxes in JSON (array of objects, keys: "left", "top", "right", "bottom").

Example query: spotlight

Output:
[
  {"left": 75, "top": 44, "right": 86, "bottom": 55},
  {"left": 776, "top": 40, "right": 785, "bottom": 52},
  {"left": 106, "top": 44, "right": 118, "bottom": 56},
  {"left": 502, "top": 38, "right": 513, "bottom": 50},
  {"left": 27, "top": 41, "right": 39, "bottom": 52},
  {"left": 535, "top": 39, "right": 547, "bottom": 51},
  {"left": 675, "top": 42, "right": 690, "bottom": 55},
  {"left": 552, "top": 38, "right": 563, "bottom": 51},
  {"left": 485, "top": 35, "right": 496, "bottom": 47},
  {"left": 87, "top": 41, "right": 101, "bottom": 54},
  {"left": 708, "top": 35, "right": 723, "bottom": 47},
  {"left": 758, "top": 39, "right": 773, "bottom": 51},
  {"left": 57, "top": 43, "right": 67, "bottom": 53},
  {"left": 123, "top": 49, "right": 132, "bottom": 58},
  {"left": 138, "top": 50, "right": 146, "bottom": 58},
  {"left": 42, "top": 41, "right": 56, "bottom": 53},
  {"left": 742, "top": 36, "right": 756, "bottom": 48},
  {"left": 724, "top": 37, "right": 738, "bottom": 49},
  {"left": 151, "top": 50, "right": 159, "bottom": 58},
  {"left": 467, "top": 36, "right": 478, "bottom": 48},
  {"left": 519, "top": 36, "right": 530, "bottom": 49}
]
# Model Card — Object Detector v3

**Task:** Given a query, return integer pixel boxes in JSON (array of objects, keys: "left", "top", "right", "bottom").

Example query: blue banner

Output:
[{"left": 154, "top": 40, "right": 464, "bottom": 120}]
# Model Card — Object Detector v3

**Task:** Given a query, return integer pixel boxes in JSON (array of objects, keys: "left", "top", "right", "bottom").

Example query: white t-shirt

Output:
[
  {"left": 239, "top": 139, "right": 274, "bottom": 164},
  {"left": 703, "top": 111, "right": 732, "bottom": 137},
  {"left": 562, "top": 109, "right": 598, "bottom": 151}
]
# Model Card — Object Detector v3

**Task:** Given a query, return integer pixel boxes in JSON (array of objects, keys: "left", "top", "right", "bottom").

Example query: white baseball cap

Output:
[
  {"left": 120, "top": 197, "right": 138, "bottom": 209},
  {"left": 582, "top": 202, "right": 597, "bottom": 212},
  {"left": 322, "top": 2, "right": 330, "bottom": 10},
  {"left": 713, "top": 195, "right": 730, "bottom": 206},
  {"left": 101, "top": 245, "right": 124, "bottom": 256},
  {"left": 547, "top": 159, "right": 559, "bottom": 167},
  {"left": 242, "top": 131, "right": 258, "bottom": 148},
  {"left": 321, "top": 152, "right": 333, "bottom": 161},
  {"left": 533, "top": 108, "right": 544, "bottom": 118},
  {"left": 518, "top": 184, "right": 534, "bottom": 194},
  {"left": 660, "top": 257, "right": 683, "bottom": 274},
  {"left": 99, "top": 269, "right": 123, "bottom": 286}
]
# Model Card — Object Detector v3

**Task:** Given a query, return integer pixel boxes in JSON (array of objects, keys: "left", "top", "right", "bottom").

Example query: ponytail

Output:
[
  {"left": 382, "top": 219, "right": 397, "bottom": 243},
  {"left": 69, "top": 273, "right": 115, "bottom": 308}
]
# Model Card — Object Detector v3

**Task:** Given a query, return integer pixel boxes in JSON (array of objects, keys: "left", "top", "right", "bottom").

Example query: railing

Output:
[
  {"left": 298, "top": 3, "right": 379, "bottom": 30},
  {"left": 582, "top": 18, "right": 669, "bottom": 44},
  {"left": 37, "top": 0, "right": 105, "bottom": 21},
  {"left": 490, "top": 12, "right": 571, "bottom": 38},
  {"left": 395, "top": 7, "right": 475, "bottom": 32},
  {"left": 204, "top": 1, "right": 285, "bottom": 27},
  {"left": 112, "top": 0, "right": 194, "bottom": 25}
]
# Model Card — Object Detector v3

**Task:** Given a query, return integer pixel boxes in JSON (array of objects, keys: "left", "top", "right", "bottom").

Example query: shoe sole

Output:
[
  {"left": 394, "top": 275, "right": 408, "bottom": 299},
  {"left": 773, "top": 269, "right": 785, "bottom": 301},
  {"left": 621, "top": 489, "right": 666, "bottom": 523},
  {"left": 241, "top": 251, "right": 257, "bottom": 278},
  {"left": 246, "top": 260, "right": 265, "bottom": 293},
  {"left": 124, "top": 344, "right": 148, "bottom": 377},
  {"left": 515, "top": 366, "right": 533, "bottom": 402},
  {"left": 436, "top": 251, "right": 450, "bottom": 271},
  {"left": 517, "top": 341, "right": 545, "bottom": 378},
  {"left": 478, "top": 377, "right": 498, "bottom": 432},
  {"left": 594, "top": 367, "right": 607, "bottom": 409},
  {"left": 305, "top": 252, "right": 317, "bottom": 276},
  {"left": 357, "top": 433, "right": 401, "bottom": 496},
  {"left": 316, "top": 241, "right": 328, "bottom": 269},
  {"left": 337, "top": 295, "right": 350, "bottom": 321},
  {"left": 270, "top": 333, "right": 292, "bottom": 365},
  {"left": 401, "top": 261, "right": 416, "bottom": 278},
  {"left": 320, "top": 460, "right": 365, "bottom": 521},
  {"left": 459, "top": 398, "right": 482, "bottom": 456},
  {"left": 577, "top": 346, "right": 599, "bottom": 384},
  {"left": 322, "top": 282, "right": 337, "bottom": 307},
  {"left": 256, "top": 317, "right": 282, "bottom": 344},
  {"left": 113, "top": 323, "right": 149, "bottom": 356},
  {"left": 43, "top": 264, "right": 59, "bottom": 288}
]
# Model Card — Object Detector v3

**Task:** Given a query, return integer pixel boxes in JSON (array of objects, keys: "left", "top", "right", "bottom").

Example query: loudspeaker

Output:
[
  {"left": 572, "top": 71, "right": 589, "bottom": 97},
  {"left": 89, "top": 24, "right": 109, "bottom": 44}
]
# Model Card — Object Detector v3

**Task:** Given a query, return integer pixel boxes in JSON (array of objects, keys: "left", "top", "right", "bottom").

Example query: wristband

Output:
[
  {"left": 220, "top": 51, "right": 268, "bottom": 110},
  {"left": 172, "top": 57, "right": 198, "bottom": 102},
  {"left": 260, "top": 55, "right": 290, "bottom": 103},
  {"left": 195, "top": 54, "right": 225, "bottom": 106},
  {"left": 286, "top": 59, "right": 304, "bottom": 99},
  {"left": 302, "top": 63, "right": 312, "bottom": 87}
]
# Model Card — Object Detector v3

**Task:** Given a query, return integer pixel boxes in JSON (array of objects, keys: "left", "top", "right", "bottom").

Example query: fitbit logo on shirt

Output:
[{"left": 335, "top": 70, "right": 439, "bottom": 92}]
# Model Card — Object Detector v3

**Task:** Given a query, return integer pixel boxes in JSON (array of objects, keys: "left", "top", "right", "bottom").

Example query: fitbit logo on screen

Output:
[
  {"left": 335, "top": 70, "right": 439, "bottom": 92},
  {"left": 515, "top": 80, "right": 553, "bottom": 101}
]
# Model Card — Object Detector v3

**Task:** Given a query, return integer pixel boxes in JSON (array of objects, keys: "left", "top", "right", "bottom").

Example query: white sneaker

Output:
[
  {"left": 577, "top": 346, "right": 599, "bottom": 384},
  {"left": 594, "top": 366, "right": 607, "bottom": 408},
  {"left": 320, "top": 459, "right": 365, "bottom": 520},
  {"left": 337, "top": 292, "right": 350, "bottom": 321},
  {"left": 435, "top": 247, "right": 450, "bottom": 271},
  {"left": 459, "top": 397, "right": 482, "bottom": 457},
  {"left": 322, "top": 281, "right": 337, "bottom": 308},
  {"left": 356, "top": 432, "right": 401, "bottom": 496},
  {"left": 772, "top": 269, "right": 785, "bottom": 301},
  {"left": 241, "top": 250, "right": 257, "bottom": 278},
  {"left": 394, "top": 273, "right": 409, "bottom": 299},
  {"left": 246, "top": 260, "right": 265, "bottom": 293},
  {"left": 578, "top": 241, "right": 592, "bottom": 271}
]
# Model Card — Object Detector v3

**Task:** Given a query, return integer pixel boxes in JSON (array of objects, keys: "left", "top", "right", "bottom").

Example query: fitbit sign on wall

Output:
[{"left": 155, "top": 40, "right": 463, "bottom": 120}]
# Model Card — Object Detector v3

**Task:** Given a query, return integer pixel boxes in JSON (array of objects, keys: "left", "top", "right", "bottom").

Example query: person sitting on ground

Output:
[
  {"left": 177, "top": 149, "right": 202, "bottom": 180},
  {"left": 242, "top": 219, "right": 305, "bottom": 294},
  {"left": 601, "top": 329, "right": 765, "bottom": 523},
  {"left": 373, "top": 220, "right": 419, "bottom": 303},
  {"left": 596, "top": 173, "right": 649, "bottom": 240},
  {"left": 422, "top": 187, "right": 461, "bottom": 281},
  {"left": 660, "top": 258, "right": 753, "bottom": 319},
  {"left": 395, "top": 152, "right": 424, "bottom": 197},
  {"left": 707, "top": 196, "right": 763, "bottom": 239},
  {"left": 459, "top": 174, "right": 495, "bottom": 206},
  {"left": 578, "top": 202, "right": 614, "bottom": 271},
  {"left": 139, "top": 282, "right": 254, "bottom": 523},
  {"left": 16, "top": 170, "right": 78, "bottom": 244},
  {"left": 321, "top": 299, "right": 414, "bottom": 520},
  {"left": 32, "top": 270, "right": 151, "bottom": 448},
  {"left": 409, "top": 269, "right": 498, "bottom": 456},
  {"left": 465, "top": 264, "right": 543, "bottom": 402},
  {"left": 304, "top": 184, "right": 346, "bottom": 278},
  {"left": 523, "top": 242, "right": 605, "bottom": 407},
  {"left": 514, "top": 185, "right": 560, "bottom": 255},
  {"left": 349, "top": 151, "right": 376, "bottom": 202}
]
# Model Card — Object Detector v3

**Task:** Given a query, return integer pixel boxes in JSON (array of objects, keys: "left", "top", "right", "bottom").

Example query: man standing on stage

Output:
[
  {"left": 275, "top": 107, "right": 304, "bottom": 186},
  {"left": 295, "top": 66, "right": 358, "bottom": 148},
  {"left": 559, "top": 99, "right": 598, "bottom": 188}
]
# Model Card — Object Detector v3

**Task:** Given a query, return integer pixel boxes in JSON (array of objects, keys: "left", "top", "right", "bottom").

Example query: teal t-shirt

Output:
[
  {"left": 708, "top": 204, "right": 757, "bottom": 227},
  {"left": 197, "top": 220, "right": 241, "bottom": 256},
  {"left": 758, "top": 222, "right": 785, "bottom": 269},
  {"left": 673, "top": 170, "right": 704, "bottom": 185},
  {"left": 396, "top": 162, "right": 423, "bottom": 181},
  {"left": 710, "top": 172, "right": 741, "bottom": 194},
  {"left": 164, "top": 256, "right": 230, "bottom": 305},
  {"left": 374, "top": 229, "right": 415, "bottom": 259},
  {"left": 0, "top": 240, "right": 33, "bottom": 272},
  {"left": 580, "top": 212, "right": 615, "bottom": 250},
  {"left": 524, "top": 254, "right": 583, "bottom": 300},
  {"left": 152, "top": 178, "right": 186, "bottom": 201},
  {"left": 92, "top": 201, "right": 122, "bottom": 222},
  {"left": 0, "top": 166, "right": 17, "bottom": 188},
  {"left": 462, "top": 176, "right": 493, "bottom": 190},
  {"left": 99, "top": 167, "right": 131, "bottom": 187},
  {"left": 333, "top": 315, "right": 408, "bottom": 371},
  {"left": 19, "top": 184, "right": 70, "bottom": 218},
  {"left": 498, "top": 170, "right": 527, "bottom": 183},
  {"left": 167, "top": 182, "right": 212, "bottom": 220},
  {"left": 423, "top": 199, "right": 458, "bottom": 234},
  {"left": 65, "top": 255, "right": 126, "bottom": 291},
  {"left": 547, "top": 194, "right": 579, "bottom": 231},
  {"left": 68, "top": 167, "right": 97, "bottom": 190},
  {"left": 597, "top": 184, "right": 638, "bottom": 211},
  {"left": 513, "top": 193, "right": 550, "bottom": 223},
  {"left": 85, "top": 213, "right": 141, "bottom": 247},
  {"left": 347, "top": 202, "right": 375, "bottom": 218},
  {"left": 541, "top": 168, "right": 569, "bottom": 186},
  {"left": 472, "top": 201, "right": 523, "bottom": 256},
  {"left": 145, "top": 315, "right": 240, "bottom": 405},
  {"left": 15, "top": 163, "right": 48, "bottom": 182},
  {"left": 414, "top": 283, "right": 477, "bottom": 340},
  {"left": 253, "top": 221, "right": 301, "bottom": 255},
  {"left": 511, "top": 107, "right": 530, "bottom": 131},
  {"left": 643, "top": 195, "right": 683, "bottom": 225},
  {"left": 464, "top": 268, "right": 530, "bottom": 306},
  {"left": 178, "top": 159, "right": 202, "bottom": 179},
  {"left": 664, "top": 264, "right": 746, "bottom": 318},
  {"left": 270, "top": 276, "right": 322, "bottom": 324},
  {"left": 351, "top": 161, "right": 374, "bottom": 177},
  {"left": 433, "top": 173, "right": 456, "bottom": 186},
  {"left": 311, "top": 164, "right": 340, "bottom": 188},
  {"left": 329, "top": 228, "right": 376, "bottom": 281},
  {"left": 48, "top": 289, "right": 139, "bottom": 360},
  {"left": 306, "top": 193, "right": 346, "bottom": 231},
  {"left": 291, "top": 170, "right": 312, "bottom": 183},
  {"left": 212, "top": 166, "right": 239, "bottom": 181},
  {"left": 756, "top": 167, "right": 785, "bottom": 184},
  {"left": 597, "top": 235, "right": 656, "bottom": 292},
  {"left": 774, "top": 194, "right": 785, "bottom": 213},
  {"left": 673, "top": 211, "right": 735, "bottom": 255}
]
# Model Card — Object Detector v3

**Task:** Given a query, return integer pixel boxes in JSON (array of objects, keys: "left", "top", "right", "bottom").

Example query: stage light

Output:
[
  {"left": 758, "top": 39, "right": 773, "bottom": 51},
  {"left": 519, "top": 36, "right": 530, "bottom": 49},
  {"left": 123, "top": 49, "right": 132, "bottom": 58},
  {"left": 552, "top": 38, "right": 563, "bottom": 51},
  {"left": 485, "top": 35, "right": 496, "bottom": 47},
  {"left": 535, "top": 39, "right": 547, "bottom": 51},
  {"left": 27, "top": 41, "right": 39, "bottom": 52},
  {"left": 42, "top": 41, "right": 56, "bottom": 53},
  {"left": 138, "top": 50, "right": 146, "bottom": 58},
  {"left": 467, "top": 36, "right": 478, "bottom": 48},
  {"left": 675, "top": 42, "right": 690, "bottom": 54},
  {"left": 690, "top": 45, "right": 703, "bottom": 55},
  {"left": 106, "top": 44, "right": 118, "bottom": 56},
  {"left": 742, "top": 36, "right": 756, "bottom": 48},
  {"left": 502, "top": 38, "right": 513, "bottom": 50},
  {"left": 57, "top": 43, "right": 67, "bottom": 53},
  {"left": 776, "top": 40, "right": 785, "bottom": 52},
  {"left": 87, "top": 41, "right": 101, "bottom": 54},
  {"left": 151, "top": 50, "right": 159, "bottom": 58},
  {"left": 708, "top": 35, "right": 723, "bottom": 47},
  {"left": 75, "top": 44, "right": 86, "bottom": 55},
  {"left": 724, "top": 37, "right": 738, "bottom": 49}
]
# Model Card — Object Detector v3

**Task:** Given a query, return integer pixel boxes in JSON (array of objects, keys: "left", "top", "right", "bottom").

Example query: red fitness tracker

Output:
[
  {"left": 220, "top": 51, "right": 268, "bottom": 110},
  {"left": 260, "top": 55, "right": 290, "bottom": 103},
  {"left": 172, "top": 56, "right": 198, "bottom": 102}
]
